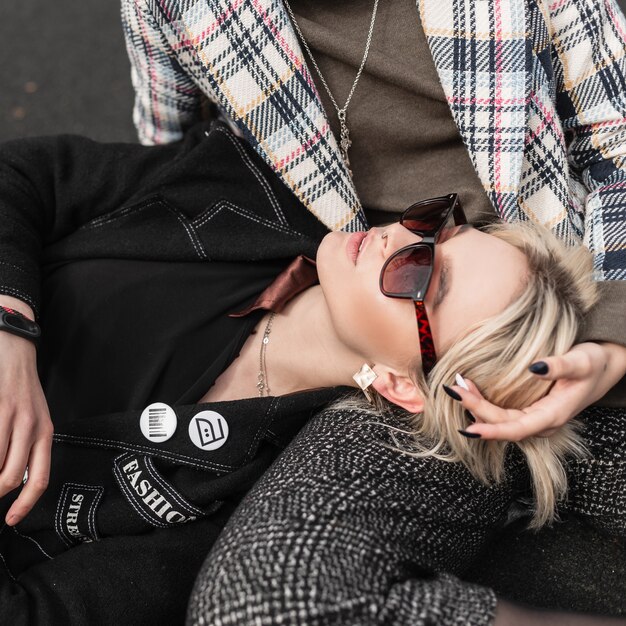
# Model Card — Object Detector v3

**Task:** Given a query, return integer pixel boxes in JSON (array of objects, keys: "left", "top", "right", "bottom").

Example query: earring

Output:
[{"left": 353, "top": 363, "right": 378, "bottom": 405}]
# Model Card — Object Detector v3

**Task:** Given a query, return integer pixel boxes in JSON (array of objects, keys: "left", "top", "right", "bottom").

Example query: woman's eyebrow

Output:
[
  {"left": 433, "top": 224, "right": 471, "bottom": 311},
  {"left": 433, "top": 258, "right": 449, "bottom": 312}
]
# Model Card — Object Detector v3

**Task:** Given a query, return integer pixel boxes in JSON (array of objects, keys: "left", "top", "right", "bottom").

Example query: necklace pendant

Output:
[
  {"left": 340, "top": 134, "right": 352, "bottom": 164},
  {"left": 339, "top": 120, "right": 353, "bottom": 177},
  {"left": 285, "top": 0, "right": 381, "bottom": 182}
]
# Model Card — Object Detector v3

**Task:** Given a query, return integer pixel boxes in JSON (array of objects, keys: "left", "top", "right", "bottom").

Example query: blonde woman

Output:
[
  {"left": 0, "top": 121, "right": 622, "bottom": 623},
  {"left": 189, "top": 175, "right": 626, "bottom": 626},
  {"left": 117, "top": 0, "right": 626, "bottom": 620}
]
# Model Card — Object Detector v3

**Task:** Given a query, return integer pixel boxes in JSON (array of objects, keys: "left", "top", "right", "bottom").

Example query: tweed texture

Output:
[
  {"left": 561, "top": 407, "right": 626, "bottom": 537},
  {"left": 122, "top": 0, "right": 626, "bottom": 284},
  {"left": 187, "top": 404, "right": 625, "bottom": 625}
]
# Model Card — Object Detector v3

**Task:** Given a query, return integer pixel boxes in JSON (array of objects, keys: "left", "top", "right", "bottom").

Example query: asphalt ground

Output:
[
  {"left": 1, "top": 0, "right": 136, "bottom": 143},
  {"left": 1, "top": 0, "right": 625, "bottom": 618}
]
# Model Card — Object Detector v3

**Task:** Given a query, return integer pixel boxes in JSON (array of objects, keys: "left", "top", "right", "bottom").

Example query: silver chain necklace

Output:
[
  {"left": 257, "top": 311, "right": 276, "bottom": 396},
  {"left": 283, "top": 0, "right": 380, "bottom": 175}
]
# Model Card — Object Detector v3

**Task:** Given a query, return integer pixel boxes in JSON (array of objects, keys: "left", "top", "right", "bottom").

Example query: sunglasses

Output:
[{"left": 379, "top": 193, "right": 467, "bottom": 376}]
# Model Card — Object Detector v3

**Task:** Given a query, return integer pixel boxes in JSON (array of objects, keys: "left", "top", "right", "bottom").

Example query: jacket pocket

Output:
[{"left": 46, "top": 196, "right": 210, "bottom": 263}]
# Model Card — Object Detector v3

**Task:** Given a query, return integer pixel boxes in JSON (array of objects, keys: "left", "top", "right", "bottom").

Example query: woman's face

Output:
[{"left": 316, "top": 222, "right": 530, "bottom": 374}]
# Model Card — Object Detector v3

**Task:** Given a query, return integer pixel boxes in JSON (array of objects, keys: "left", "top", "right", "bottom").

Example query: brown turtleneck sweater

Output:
[{"left": 287, "top": 0, "right": 497, "bottom": 227}]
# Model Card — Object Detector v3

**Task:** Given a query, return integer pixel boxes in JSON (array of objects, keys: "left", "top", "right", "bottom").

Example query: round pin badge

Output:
[
  {"left": 139, "top": 402, "right": 178, "bottom": 443},
  {"left": 188, "top": 410, "right": 229, "bottom": 451}
]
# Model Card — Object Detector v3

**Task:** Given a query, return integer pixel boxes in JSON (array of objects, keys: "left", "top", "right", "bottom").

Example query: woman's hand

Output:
[
  {"left": 448, "top": 341, "right": 626, "bottom": 441},
  {"left": 0, "top": 300, "right": 53, "bottom": 526}
]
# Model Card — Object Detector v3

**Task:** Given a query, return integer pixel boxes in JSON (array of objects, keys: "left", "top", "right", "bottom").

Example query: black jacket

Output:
[
  {"left": 0, "top": 120, "right": 330, "bottom": 318},
  {"left": 0, "top": 120, "right": 350, "bottom": 625}
]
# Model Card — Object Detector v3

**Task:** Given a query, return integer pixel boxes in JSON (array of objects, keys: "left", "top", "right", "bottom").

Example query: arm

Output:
[
  {"left": 540, "top": 0, "right": 626, "bottom": 412},
  {"left": 0, "top": 132, "right": 182, "bottom": 317},
  {"left": 555, "top": 0, "right": 626, "bottom": 347},
  {"left": 557, "top": 0, "right": 626, "bottom": 405},
  {"left": 188, "top": 406, "right": 519, "bottom": 625},
  {"left": 121, "top": 0, "right": 208, "bottom": 145},
  {"left": 0, "top": 327, "right": 51, "bottom": 529},
  {"left": 0, "top": 132, "right": 182, "bottom": 524},
  {"left": 553, "top": 0, "right": 626, "bottom": 299},
  {"left": 449, "top": 0, "right": 626, "bottom": 438}
]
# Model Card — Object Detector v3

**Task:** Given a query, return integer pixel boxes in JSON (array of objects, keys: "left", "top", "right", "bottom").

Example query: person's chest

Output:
[
  {"left": 197, "top": 313, "right": 268, "bottom": 403},
  {"left": 286, "top": 0, "right": 496, "bottom": 221},
  {"left": 37, "top": 258, "right": 285, "bottom": 422}
]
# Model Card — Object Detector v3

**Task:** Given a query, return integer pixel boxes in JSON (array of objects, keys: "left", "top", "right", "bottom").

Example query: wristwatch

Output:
[{"left": 0, "top": 306, "right": 41, "bottom": 346}]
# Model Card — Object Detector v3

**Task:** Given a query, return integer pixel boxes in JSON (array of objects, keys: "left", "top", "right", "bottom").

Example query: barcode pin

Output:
[
  {"left": 139, "top": 403, "right": 178, "bottom": 443},
  {"left": 148, "top": 407, "right": 168, "bottom": 437}
]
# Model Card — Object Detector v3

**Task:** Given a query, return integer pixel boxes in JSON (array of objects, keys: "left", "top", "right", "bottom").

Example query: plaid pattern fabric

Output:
[
  {"left": 420, "top": 0, "right": 626, "bottom": 280},
  {"left": 121, "top": 0, "right": 366, "bottom": 234},
  {"left": 122, "top": 0, "right": 626, "bottom": 280}
]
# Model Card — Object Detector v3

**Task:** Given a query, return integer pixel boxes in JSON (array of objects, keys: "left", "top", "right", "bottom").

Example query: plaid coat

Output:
[{"left": 122, "top": 0, "right": 626, "bottom": 286}]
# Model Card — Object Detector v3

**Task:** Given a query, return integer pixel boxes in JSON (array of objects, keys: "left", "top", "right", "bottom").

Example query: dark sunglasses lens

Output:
[
  {"left": 382, "top": 246, "right": 433, "bottom": 296},
  {"left": 401, "top": 199, "right": 453, "bottom": 233}
]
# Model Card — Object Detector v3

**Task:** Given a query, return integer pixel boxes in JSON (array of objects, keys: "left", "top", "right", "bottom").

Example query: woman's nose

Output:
[{"left": 381, "top": 223, "right": 423, "bottom": 258}]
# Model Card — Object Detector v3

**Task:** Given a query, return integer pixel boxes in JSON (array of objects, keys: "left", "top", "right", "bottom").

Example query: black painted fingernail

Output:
[
  {"left": 458, "top": 429, "right": 481, "bottom": 439},
  {"left": 465, "top": 410, "right": 476, "bottom": 423},
  {"left": 442, "top": 384, "right": 462, "bottom": 401},
  {"left": 529, "top": 361, "right": 549, "bottom": 375}
]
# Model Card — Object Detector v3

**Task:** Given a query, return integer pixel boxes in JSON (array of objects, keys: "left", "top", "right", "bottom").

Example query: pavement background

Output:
[
  {"left": 1, "top": 0, "right": 625, "bottom": 618},
  {"left": 2, "top": 0, "right": 626, "bottom": 143},
  {"left": 1, "top": 0, "right": 136, "bottom": 143}
]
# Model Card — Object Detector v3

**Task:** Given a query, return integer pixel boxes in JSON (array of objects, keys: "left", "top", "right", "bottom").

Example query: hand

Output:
[
  {"left": 0, "top": 330, "right": 53, "bottom": 526},
  {"left": 449, "top": 342, "right": 626, "bottom": 441}
]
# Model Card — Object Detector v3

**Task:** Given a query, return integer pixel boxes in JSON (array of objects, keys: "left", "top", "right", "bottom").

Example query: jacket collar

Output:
[
  {"left": 53, "top": 385, "right": 354, "bottom": 469},
  {"left": 176, "top": 0, "right": 365, "bottom": 232},
  {"left": 176, "top": 0, "right": 528, "bottom": 227},
  {"left": 418, "top": 0, "right": 528, "bottom": 222}
]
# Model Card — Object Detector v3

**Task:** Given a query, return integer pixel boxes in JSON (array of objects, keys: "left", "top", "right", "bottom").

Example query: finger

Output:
[
  {"left": 445, "top": 382, "right": 523, "bottom": 425},
  {"left": 459, "top": 408, "right": 555, "bottom": 442},
  {"left": 0, "top": 432, "right": 33, "bottom": 499},
  {"left": 5, "top": 435, "right": 51, "bottom": 525},
  {"left": 452, "top": 377, "right": 485, "bottom": 424},
  {"left": 528, "top": 348, "right": 598, "bottom": 382},
  {"left": 0, "top": 423, "right": 10, "bottom": 470}
]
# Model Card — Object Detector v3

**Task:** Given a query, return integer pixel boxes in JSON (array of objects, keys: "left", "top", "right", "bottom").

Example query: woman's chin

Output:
[{"left": 316, "top": 231, "right": 341, "bottom": 272}]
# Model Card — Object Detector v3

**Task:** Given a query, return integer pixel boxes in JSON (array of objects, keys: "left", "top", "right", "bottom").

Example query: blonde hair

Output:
[{"left": 329, "top": 221, "right": 599, "bottom": 529}]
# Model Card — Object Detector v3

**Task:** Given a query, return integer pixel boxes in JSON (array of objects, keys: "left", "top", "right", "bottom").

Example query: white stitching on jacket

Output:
[{"left": 215, "top": 125, "right": 289, "bottom": 227}]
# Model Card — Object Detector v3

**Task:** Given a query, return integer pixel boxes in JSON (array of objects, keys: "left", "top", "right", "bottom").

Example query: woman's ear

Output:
[{"left": 370, "top": 366, "right": 425, "bottom": 414}]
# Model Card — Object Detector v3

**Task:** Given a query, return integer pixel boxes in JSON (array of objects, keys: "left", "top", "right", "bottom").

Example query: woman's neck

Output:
[{"left": 252, "top": 284, "right": 363, "bottom": 396}]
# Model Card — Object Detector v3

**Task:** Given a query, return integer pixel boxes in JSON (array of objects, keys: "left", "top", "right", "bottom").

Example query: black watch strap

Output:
[{"left": 0, "top": 306, "right": 41, "bottom": 346}]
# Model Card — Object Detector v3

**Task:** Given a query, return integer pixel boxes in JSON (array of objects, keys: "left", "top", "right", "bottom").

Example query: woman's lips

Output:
[{"left": 346, "top": 231, "right": 368, "bottom": 265}]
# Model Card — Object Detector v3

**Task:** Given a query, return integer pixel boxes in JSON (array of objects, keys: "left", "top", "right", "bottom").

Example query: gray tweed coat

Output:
[{"left": 188, "top": 404, "right": 625, "bottom": 624}]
